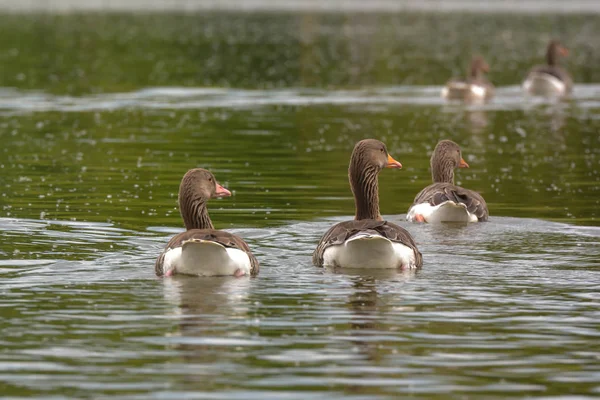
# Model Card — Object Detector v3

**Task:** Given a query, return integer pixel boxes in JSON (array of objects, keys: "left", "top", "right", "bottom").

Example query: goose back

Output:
[
  {"left": 313, "top": 219, "right": 422, "bottom": 268},
  {"left": 407, "top": 140, "right": 488, "bottom": 223},
  {"left": 155, "top": 229, "right": 260, "bottom": 276},
  {"left": 411, "top": 183, "right": 488, "bottom": 221}
]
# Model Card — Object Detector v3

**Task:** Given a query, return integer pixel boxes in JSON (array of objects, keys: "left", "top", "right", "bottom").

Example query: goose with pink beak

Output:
[{"left": 155, "top": 168, "right": 259, "bottom": 277}]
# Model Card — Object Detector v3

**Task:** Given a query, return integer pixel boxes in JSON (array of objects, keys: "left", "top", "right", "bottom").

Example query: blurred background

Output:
[{"left": 1, "top": 0, "right": 599, "bottom": 229}]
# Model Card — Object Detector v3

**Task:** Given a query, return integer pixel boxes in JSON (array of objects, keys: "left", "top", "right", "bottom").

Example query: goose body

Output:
[
  {"left": 407, "top": 140, "right": 488, "bottom": 223},
  {"left": 155, "top": 168, "right": 259, "bottom": 277},
  {"left": 442, "top": 81, "right": 493, "bottom": 102},
  {"left": 442, "top": 56, "right": 494, "bottom": 102},
  {"left": 523, "top": 40, "right": 572, "bottom": 97},
  {"left": 523, "top": 70, "right": 570, "bottom": 96},
  {"left": 407, "top": 200, "right": 477, "bottom": 223},
  {"left": 313, "top": 139, "right": 422, "bottom": 270},
  {"left": 318, "top": 220, "right": 420, "bottom": 269},
  {"left": 157, "top": 231, "right": 255, "bottom": 277}
]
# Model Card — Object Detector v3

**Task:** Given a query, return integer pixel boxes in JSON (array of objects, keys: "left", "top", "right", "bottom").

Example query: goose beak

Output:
[
  {"left": 559, "top": 46, "right": 569, "bottom": 57},
  {"left": 213, "top": 183, "right": 232, "bottom": 197},
  {"left": 459, "top": 158, "right": 469, "bottom": 168},
  {"left": 386, "top": 154, "right": 402, "bottom": 169}
]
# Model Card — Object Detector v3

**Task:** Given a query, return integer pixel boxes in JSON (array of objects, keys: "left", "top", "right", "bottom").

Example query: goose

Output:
[
  {"left": 155, "top": 168, "right": 259, "bottom": 277},
  {"left": 407, "top": 140, "right": 488, "bottom": 223},
  {"left": 523, "top": 40, "right": 572, "bottom": 96},
  {"left": 442, "top": 56, "right": 494, "bottom": 102},
  {"left": 313, "top": 139, "right": 423, "bottom": 270}
]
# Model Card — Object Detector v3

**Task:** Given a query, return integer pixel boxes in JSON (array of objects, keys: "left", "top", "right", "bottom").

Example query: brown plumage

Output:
[
  {"left": 155, "top": 168, "right": 259, "bottom": 276},
  {"left": 408, "top": 140, "right": 488, "bottom": 222},
  {"left": 313, "top": 139, "right": 422, "bottom": 269}
]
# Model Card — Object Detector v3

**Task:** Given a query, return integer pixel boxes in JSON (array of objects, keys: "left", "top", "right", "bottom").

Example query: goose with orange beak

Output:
[
  {"left": 523, "top": 40, "right": 572, "bottom": 97},
  {"left": 407, "top": 140, "right": 488, "bottom": 223},
  {"left": 155, "top": 168, "right": 259, "bottom": 277},
  {"left": 313, "top": 139, "right": 422, "bottom": 270}
]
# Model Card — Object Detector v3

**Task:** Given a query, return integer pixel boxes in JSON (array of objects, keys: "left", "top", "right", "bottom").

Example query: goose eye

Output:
[
  {"left": 208, "top": 177, "right": 213, "bottom": 182},
  {"left": 380, "top": 148, "right": 385, "bottom": 153}
]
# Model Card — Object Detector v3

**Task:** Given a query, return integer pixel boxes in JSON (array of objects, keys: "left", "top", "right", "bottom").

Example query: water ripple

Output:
[
  {"left": 2, "top": 85, "right": 600, "bottom": 115},
  {"left": 3, "top": 214, "right": 598, "bottom": 397}
]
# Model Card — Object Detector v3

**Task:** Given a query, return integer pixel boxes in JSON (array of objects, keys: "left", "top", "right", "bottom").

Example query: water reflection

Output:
[
  {"left": 160, "top": 275, "right": 255, "bottom": 389},
  {"left": 465, "top": 109, "right": 489, "bottom": 134},
  {"left": 344, "top": 277, "right": 383, "bottom": 395},
  {"left": 162, "top": 275, "right": 252, "bottom": 334},
  {"left": 326, "top": 266, "right": 418, "bottom": 282}
]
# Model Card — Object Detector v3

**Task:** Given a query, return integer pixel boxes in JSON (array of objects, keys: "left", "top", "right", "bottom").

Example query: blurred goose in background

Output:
[
  {"left": 442, "top": 56, "right": 494, "bottom": 102},
  {"left": 155, "top": 168, "right": 259, "bottom": 277},
  {"left": 407, "top": 140, "right": 488, "bottom": 223},
  {"left": 523, "top": 40, "right": 572, "bottom": 96},
  {"left": 313, "top": 139, "right": 422, "bottom": 270}
]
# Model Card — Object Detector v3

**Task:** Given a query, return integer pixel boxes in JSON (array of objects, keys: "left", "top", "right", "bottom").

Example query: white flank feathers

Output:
[
  {"left": 442, "top": 83, "right": 488, "bottom": 101},
  {"left": 407, "top": 201, "right": 478, "bottom": 223},
  {"left": 469, "top": 84, "right": 486, "bottom": 98},
  {"left": 523, "top": 73, "right": 566, "bottom": 96},
  {"left": 322, "top": 232, "right": 417, "bottom": 269},
  {"left": 161, "top": 239, "right": 251, "bottom": 276}
]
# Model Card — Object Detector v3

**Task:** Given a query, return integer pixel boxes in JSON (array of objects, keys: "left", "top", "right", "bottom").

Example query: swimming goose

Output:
[
  {"left": 313, "top": 139, "right": 423, "bottom": 270},
  {"left": 407, "top": 140, "right": 488, "bottom": 223},
  {"left": 155, "top": 168, "right": 259, "bottom": 277},
  {"left": 442, "top": 56, "right": 494, "bottom": 102},
  {"left": 523, "top": 40, "right": 572, "bottom": 96}
]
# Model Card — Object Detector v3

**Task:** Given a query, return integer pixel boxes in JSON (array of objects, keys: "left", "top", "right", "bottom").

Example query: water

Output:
[
  {"left": 2, "top": 217, "right": 599, "bottom": 398},
  {"left": 1, "top": 7, "right": 600, "bottom": 399}
]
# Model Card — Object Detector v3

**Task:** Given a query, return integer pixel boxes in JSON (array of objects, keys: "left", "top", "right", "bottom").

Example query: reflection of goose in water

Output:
[
  {"left": 161, "top": 276, "right": 253, "bottom": 362},
  {"left": 466, "top": 109, "right": 489, "bottom": 134},
  {"left": 156, "top": 276, "right": 259, "bottom": 390},
  {"left": 325, "top": 264, "right": 419, "bottom": 281},
  {"left": 344, "top": 274, "right": 417, "bottom": 369},
  {"left": 347, "top": 277, "right": 380, "bottom": 334},
  {"left": 162, "top": 275, "right": 252, "bottom": 316},
  {"left": 523, "top": 40, "right": 572, "bottom": 97}
]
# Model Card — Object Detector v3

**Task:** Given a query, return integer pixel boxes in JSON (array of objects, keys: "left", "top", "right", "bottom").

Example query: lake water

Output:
[{"left": 1, "top": 8, "right": 599, "bottom": 399}]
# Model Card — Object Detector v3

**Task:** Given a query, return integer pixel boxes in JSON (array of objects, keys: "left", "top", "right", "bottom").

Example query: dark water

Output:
[{"left": 1, "top": 9, "right": 600, "bottom": 399}]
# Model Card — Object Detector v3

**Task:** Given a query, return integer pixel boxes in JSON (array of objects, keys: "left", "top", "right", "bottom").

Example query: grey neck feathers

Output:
[
  {"left": 180, "top": 196, "right": 214, "bottom": 230},
  {"left": 432, "top": 158, "right": 455, "bottom": 184},
  {"left": 349, "top": 161, "right": 381, "bottom": 221}
]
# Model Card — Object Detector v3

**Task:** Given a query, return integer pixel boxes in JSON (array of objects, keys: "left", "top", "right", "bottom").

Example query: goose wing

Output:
[
  {"left": 413, "top": 183, "right": 488, "bottom": 221},
  {"left": 526, "top": 65, "right": 572, "bottom": 90}
]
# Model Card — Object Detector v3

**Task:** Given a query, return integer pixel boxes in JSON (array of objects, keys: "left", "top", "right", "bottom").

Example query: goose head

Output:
[
  {"left": 349, "top": 139, "right": 402, "bottom": 172},
  {"left": 546, "top": 40, "right": 569, "bottom": 66},
  {"left": 178, "top": 168, "right": 231, "bottom": 230},
  {"left": 348, "top": 139, "right": 402, "bottom": 221},
  {"left": 430, "top": 140, "right": 469, "bottom": 184},
  {"left": 469, "top": 56, "right": 490, "bottom": 79}
]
